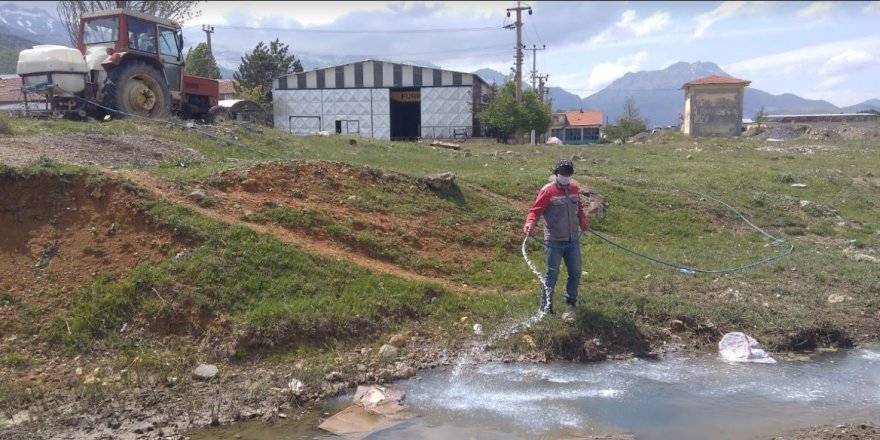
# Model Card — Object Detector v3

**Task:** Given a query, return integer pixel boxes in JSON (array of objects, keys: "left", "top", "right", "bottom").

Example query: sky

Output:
[{"left": 9, "top": 1, "right": 880, "bottom": 107}]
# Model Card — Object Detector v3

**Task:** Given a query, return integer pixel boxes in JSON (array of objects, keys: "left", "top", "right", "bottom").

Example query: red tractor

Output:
[{"left": 18, "top": 8, "right": 224, "bottom": 120}]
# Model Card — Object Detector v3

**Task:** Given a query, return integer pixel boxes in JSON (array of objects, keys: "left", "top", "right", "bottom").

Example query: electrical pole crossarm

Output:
[{"left": 506, "top": 1, "right": 532, "bottom": 144}]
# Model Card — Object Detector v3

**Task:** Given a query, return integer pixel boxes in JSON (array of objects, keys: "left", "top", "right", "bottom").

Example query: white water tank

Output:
[{"left": 16, "top": 45, "right": 89, "bottom": 95}]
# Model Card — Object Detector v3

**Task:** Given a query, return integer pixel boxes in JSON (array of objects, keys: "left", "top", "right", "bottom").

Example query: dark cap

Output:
[{"left": 553, "top": 159, "right": 574, "bottom": 175}]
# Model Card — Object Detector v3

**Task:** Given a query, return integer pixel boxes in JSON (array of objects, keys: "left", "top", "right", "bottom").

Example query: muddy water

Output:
[{"left": 190, "top": 347, "right": 880, "bottom": 440}]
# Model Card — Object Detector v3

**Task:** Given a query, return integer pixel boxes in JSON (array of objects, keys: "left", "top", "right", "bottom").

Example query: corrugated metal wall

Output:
[
  {"left": 274, "top": 89, "right": 391, "bottom": 139},
  {"left": 273, "top": 60, "right": 487, "bottom": 140},
  {"left": 421, "top": 87, "right": 472, "bottom": 139}
]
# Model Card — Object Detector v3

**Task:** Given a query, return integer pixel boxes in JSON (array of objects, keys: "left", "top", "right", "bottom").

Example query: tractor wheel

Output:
[
  {"left": 207, "top": 105, "right": 228, "bottom": 123},
  {"left": 103, "top": 61, "right": 171, "bottom": 118}
]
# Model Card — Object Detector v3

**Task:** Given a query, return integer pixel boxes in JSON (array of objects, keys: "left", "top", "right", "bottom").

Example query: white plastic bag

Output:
[{"left": 718, "top": 332, "right": 776, "bottom": 364}]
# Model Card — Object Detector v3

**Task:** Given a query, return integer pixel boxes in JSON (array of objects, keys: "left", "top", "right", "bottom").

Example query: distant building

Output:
[
  {"left": 218, "top": 80, "right": 236, "bottom": 100},
  {"left": 765, "top": 113, "right": 879, "bottom": 124},
  {"left": 0, "top": 75, "right": 46, "bottom": 111},
  {"left": 682, "top": 75, "right": 750, "bottom": 137},
  {"left": 272, "top": 60, "right": 491, "bottom": 140},
  {"left": 549, "top": 110, "right": 603, "bottom": 145}
]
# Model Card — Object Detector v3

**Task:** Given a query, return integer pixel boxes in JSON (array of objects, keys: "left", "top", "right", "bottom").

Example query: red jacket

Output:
[{"left": 525, "top": 180, "right": 588, "bottom": 241}]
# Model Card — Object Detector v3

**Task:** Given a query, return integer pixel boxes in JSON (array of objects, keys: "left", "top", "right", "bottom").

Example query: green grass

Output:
[{"left": 5, "top": 117, "right": 879, "bottom": 360}]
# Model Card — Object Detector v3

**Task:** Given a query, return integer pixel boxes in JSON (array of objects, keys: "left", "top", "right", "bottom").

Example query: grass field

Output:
[{"left": 3, "top": 116, "right": 879, "bottom": 378}]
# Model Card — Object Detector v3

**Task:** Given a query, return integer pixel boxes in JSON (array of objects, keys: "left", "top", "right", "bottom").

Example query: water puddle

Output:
[{"left": 190, "top": 346, "right": 880, "bottom": 439}]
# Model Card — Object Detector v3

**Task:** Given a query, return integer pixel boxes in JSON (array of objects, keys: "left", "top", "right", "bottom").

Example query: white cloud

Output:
[
  {"left": 797, "top": 1, "right": 835, "bottom": 18},
  {"left": 590, "top": 9, "right": 670, "bottom": 45},
  {"left": 816, "top": 75, "right": 846, "bottom": 90},
  {"left": 818, "top": 49, "right": 876, "bottom": 76},
  {"left": 800, "top": 89, "right": 870, "bottom": 107},
  {"left": 864, "top": 1, "right": 880, "bottom": 13},
  {"left": 724, "top": 35, "right": 880, "bottom": 73},
  {"left": 693, "top": 1, "right": 770, "bottom": 39},
  {"left": 586, "top": 52, "right": 648, "bottom": 91},
  {"left": 631, "top": 11, "right": 669, "bottom": 37},
  {"left": 422, "top": 1, "right": 501, "bottom": 18},
  {"left": 189, "top": 1, "right": 395, "bottom": 27},
  {"left": 621, "top": 10, "right": 671, "bottom": 36}
]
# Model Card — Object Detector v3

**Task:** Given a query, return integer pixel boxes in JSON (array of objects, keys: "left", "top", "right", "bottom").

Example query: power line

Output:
[
  {"left": 209, "top": 47, "right": 512, "bottom": 70},
  {"left": 211, "top": 24, "right": 504, "bottom": 34},
  {"left": 561, "top": 87, "right": 686, "bottom": 92},
  {"left": 296, "top": 44, "right": 511, "bottom": 59},
  {"left": 527, "top": 10, "right": 544, "bottom": 47}
]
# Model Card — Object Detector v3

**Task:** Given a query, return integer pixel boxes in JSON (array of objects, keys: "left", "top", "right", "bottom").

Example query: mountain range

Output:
[
  {"left": 1, "top": 2, "right": 877, "bottom": 124},
  {"left": 476, "top": 62, "right": 880, "bottom": 126}
]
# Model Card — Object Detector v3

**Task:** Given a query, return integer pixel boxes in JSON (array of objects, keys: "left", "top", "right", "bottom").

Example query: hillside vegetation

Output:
[
  {"left": 0, "top": 117, "right": 878, "bottom": 437},
  {"left": 0, "top": 32, "right": 40, "bottom": 74}
]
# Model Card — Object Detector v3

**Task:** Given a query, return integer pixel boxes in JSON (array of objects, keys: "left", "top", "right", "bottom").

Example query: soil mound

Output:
[{"left": 0, "top": 172, "right": 187, "bottom": 331}]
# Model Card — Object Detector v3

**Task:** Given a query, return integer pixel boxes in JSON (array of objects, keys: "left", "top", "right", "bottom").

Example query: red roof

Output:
[
  {"left": 565, "top": 110, "right": 603, "bottom": 127},
  {"left": 683, "top": 75, "right": 751, "bottom": 88},
  {"left": 218, "top": 79, "right": 236, "bottom": 95}
]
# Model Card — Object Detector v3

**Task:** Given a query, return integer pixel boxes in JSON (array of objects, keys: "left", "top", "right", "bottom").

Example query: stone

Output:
[
  {"left": 192, "top": 364, "right": 219, "bottom": 381},
  {"left": 318, "top": 405, "right": 382, "bottom": 436},
  {"left": 854, "top": 254, "right": 879, "bottom": 263},
  {"left": 6, "top": 410, "right": 31, "bottom": 427},
  {"left": 387, "top": 334, "right": 406, "bottom": 347},
  {"left": 393, "top": 363, "right": 415, "bottom": 379},
  {"left": 422, "top": 172, "right": 456, "bottom": 191},
  {"left": 324, "top": 371, "right": 344, "bottom": 382},
  {"left": 189, "top": 189, "right": 208, "bottom": 202},
  {"left": 378, "top": 344, "right": 398, "bottom": 359},
  {"left": 827, "top": 294, "right": 850, "bottom": 303},
  {"left": 241, "top": 178, "right": 260, "bottom": 192}
]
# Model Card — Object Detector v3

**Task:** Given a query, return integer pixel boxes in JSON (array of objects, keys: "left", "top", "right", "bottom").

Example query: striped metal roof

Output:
[{"left": 274, "top": 59, "right": 489, "bottom": 90}]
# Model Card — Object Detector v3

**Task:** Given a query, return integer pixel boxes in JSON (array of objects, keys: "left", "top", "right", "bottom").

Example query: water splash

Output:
[
  {"left": 860, "top": 349, "right": 880, "bottom": 361},
  {"left": 449, "top": 311, "right": 544, "bottom": 378}
]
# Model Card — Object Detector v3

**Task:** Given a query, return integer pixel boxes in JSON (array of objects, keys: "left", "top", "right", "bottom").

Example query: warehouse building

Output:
[{"left": 272, "top": 60, "right": 491, "bottom": 141}]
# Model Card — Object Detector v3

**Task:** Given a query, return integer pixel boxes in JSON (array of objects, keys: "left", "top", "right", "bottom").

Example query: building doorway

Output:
[{"left": 390, "top": 87, "right": 420, "bottom": 141}]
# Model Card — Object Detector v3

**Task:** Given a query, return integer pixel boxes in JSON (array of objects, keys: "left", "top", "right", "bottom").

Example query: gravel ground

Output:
[{"left": 0, "top": 133, "right": 205, "bottom": 168}]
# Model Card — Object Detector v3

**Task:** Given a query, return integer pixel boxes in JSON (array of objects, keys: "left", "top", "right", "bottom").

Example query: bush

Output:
[{"left": 0, "top": 117, "right": 12, "bottom": 136}]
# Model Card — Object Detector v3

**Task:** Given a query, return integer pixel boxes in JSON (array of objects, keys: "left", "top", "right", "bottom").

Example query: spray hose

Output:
[{"left": 522, "top": 191, "right": 794, "bottom": 280}]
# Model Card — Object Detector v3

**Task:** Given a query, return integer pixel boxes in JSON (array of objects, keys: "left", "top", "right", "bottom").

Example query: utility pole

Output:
[
  {"left": 537, "top": 75, "right": 548, "bottom": 103},
  {"left": 528, "top": 44, "right": 545, "bottom": 91},
  {"left": 507, "top": 1, "right": 531, "bottom": 144},
  {"left": 535, "top": 74, "right": 548, "bottom": 144},
  {"left": 202, "top": 24, "right": 215, "bottom": 57}
]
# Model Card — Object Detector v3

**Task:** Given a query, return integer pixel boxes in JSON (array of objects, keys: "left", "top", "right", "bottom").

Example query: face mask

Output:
[{"left": 556, "top": 175, "right": 572, "bottom": 186}]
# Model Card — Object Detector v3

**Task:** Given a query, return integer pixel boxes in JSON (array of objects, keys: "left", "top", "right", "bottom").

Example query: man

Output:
[{"left": 523, "top": 159, "right": 589, "bottom": 317}]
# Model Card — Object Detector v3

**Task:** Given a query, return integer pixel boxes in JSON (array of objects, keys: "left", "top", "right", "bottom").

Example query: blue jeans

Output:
[{"left": 541, "top": 240, "right": 581, "bottom": 312}]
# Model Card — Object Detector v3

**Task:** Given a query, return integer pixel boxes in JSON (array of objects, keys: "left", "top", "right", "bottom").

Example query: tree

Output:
[
  {"left": 234, "top": 39, "right": 303, "bottom": 107},
  {"left": 604, "top": 97, "right": 646, "bottom": 144},
  {"left": 477, "top": 81, "right": 551, "bottom": 144},
  {"left": 184, "top": 42, "right": 220, "bottom": 79},
  {"left": 57, "top": 1, "right": 201, "bottom": 46},
  {"left": 754, "top": 106, "right": 768, "bottom": 123}
]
